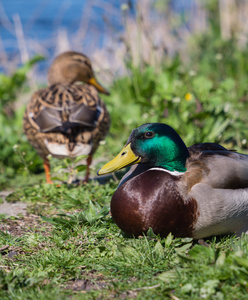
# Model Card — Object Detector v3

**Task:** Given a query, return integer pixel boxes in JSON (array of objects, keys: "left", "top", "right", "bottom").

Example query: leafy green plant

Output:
[
  {"left": 0, "top": 55, "right": 44, "bottom": 114},
  {"left": 42, "top": 201, "right": 109, "bottom": 229},
  {"left": 0, "top": 56, "right": 44, "bottom": 189},
  {"left": 158, "top": 235, "right": 248, "bottom": 299},
  {"left": 50, "top": 155, "right": 87, "bottom": 184},
  {"left": 106, "top": 56, "right": 248, "bottom": 157}
]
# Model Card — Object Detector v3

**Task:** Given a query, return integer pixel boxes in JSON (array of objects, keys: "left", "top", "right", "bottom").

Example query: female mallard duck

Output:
[
  {"left": 98, "top": 123, "right": 248, "bottom": 239},
  {"left": 23, "top": 51, "right": 110, "bottom": 183}
]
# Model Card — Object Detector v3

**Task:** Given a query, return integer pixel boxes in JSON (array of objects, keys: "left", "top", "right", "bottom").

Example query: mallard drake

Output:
[
  {"left": 23, "top": 51, "right": 110, "bottom": 183},
  {"left": 98, "top": 123, "right": 248, "bottom": 239}
]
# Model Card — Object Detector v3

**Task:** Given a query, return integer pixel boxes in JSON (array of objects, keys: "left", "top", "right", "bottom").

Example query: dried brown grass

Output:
[{"left": 1, "top": 0, "right": 248, "bottom": 85}]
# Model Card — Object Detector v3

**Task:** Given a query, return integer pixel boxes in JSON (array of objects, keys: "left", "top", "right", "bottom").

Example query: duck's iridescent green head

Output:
[{"left": 98, "top": 123, "right": 189, "bottom": 175}]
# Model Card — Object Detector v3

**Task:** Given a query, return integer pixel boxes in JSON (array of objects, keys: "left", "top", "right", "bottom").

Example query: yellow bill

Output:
[
  {"left": 88, "top": 77, "right": 110, "bottom": 95},
  {"left": 97, "top": 143, "right": 141, "bottom": 175}
]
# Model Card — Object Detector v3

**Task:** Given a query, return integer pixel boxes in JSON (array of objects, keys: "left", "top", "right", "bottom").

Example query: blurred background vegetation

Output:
[{"left": 1, "top": 0, "right": 248, "bottom": 188}]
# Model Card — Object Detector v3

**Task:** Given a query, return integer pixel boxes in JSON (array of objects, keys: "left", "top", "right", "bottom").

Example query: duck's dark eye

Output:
[{"left": 144, "top": 131, "right": 154, "bottom": 138}]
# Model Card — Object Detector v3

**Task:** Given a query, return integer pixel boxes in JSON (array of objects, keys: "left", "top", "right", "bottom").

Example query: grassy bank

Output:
[
  {"left": 1, "top": 1, "right": 248, "bottom": 298},
  {"left": 1, "top": 183, "right": 248, "bottom": 299}
]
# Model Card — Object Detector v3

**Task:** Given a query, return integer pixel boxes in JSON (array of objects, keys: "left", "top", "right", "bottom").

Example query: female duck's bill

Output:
[
  {"left": 88, "top": 77, "right": 110, "bottom": 95},
  {"left": 23, "top": 51, "right": 111, "bottom": 184}
]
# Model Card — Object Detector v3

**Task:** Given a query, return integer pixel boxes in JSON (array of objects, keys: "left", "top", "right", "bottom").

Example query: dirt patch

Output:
[
  {"left": 0, "top": 191, "right": 27, "bottom": 217},
  {"left": 67, "top": 278, "right": 108, "bottom": 291},
  {"left": 0, "top": 214, "right": 45, "bottom": 236},
  {"left": 0, "top": 201, "right": 27, "bottom": 217}
]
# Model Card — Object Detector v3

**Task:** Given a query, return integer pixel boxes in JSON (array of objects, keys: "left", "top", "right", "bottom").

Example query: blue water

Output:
[
  {"left": 0, "top": 0, "right": 191, "bottom": 75},
  {"left": 0, "top": 0, "right": 137, "bottom": 74},
  {"left": 1, "top": 0, "right": 127, "bottom": 50}
]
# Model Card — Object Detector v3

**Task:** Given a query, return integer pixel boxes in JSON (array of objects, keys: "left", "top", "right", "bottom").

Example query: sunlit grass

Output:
[
  {"left": 1, "top": 2, "right": 248, "bottom": 298},
  {"left": 1, "top": 181, "right": 248, "bottom": 299}
]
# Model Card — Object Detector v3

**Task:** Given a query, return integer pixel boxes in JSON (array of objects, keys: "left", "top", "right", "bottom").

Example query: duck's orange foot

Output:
[
  {"left": 44, "top": 159, "right": 60, "bottom": 186},
  {"left": 46, "top": 179, "right": 54, "bottom": 184},
  {"left": 46, "top": 180, "right": 61, "bottom": 187}
]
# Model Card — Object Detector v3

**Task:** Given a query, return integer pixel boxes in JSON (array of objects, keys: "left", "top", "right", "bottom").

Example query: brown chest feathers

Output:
[{"left": 111, "top": 169, "right": 199, "bottom": 237}]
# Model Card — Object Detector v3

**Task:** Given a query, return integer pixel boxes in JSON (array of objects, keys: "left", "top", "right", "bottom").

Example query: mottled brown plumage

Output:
[
  {"left": 23, "top": 51, "right": 110, "bottom": 183},
  {"left": 111, "top": 170, "right": 199, "bottom": 237}
]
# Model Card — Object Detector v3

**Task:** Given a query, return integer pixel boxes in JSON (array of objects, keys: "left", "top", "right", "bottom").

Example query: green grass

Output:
[
  {"left": 1, "top": 2, "right": 248, "bottom": 298},
  {"left": 2, "top": 40, "right": 248, "bottom": 189},
  {"left": 1, "top": 181, "right": 248, "bottom": 299}
]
